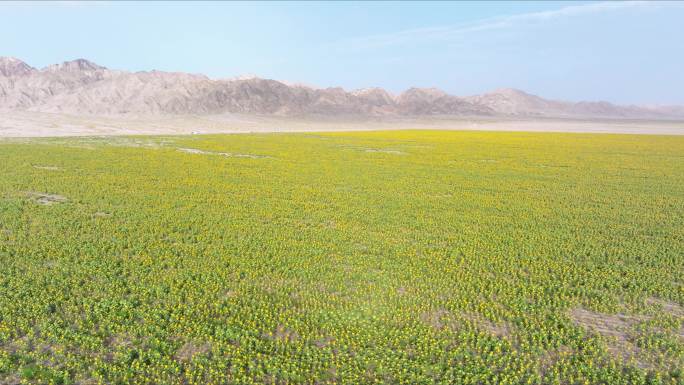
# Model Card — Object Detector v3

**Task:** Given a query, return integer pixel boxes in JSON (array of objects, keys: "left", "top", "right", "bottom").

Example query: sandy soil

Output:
[{"left": 1, "top": 111, "right": 683, "bottom": 138}]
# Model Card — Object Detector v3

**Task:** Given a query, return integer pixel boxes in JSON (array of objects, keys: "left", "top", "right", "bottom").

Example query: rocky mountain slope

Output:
[{"left": 1, "top": 57, "right": 681, "bottom": 119}]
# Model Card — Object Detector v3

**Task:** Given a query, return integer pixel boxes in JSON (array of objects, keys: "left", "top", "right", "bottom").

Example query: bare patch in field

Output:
[
  {"left": 421, "top": 309, "right": 451, "bottom": 330},
  {"left": 93, "top": 211, "right": 112, "bottom": 218},
  {"left": 32, "top": 165, "right": 62, "bottom": 171},
  {"left": 265, "top": 325, "right": 299, "bottom": 343},
  {"left": 96, "top": 137, "right": 175, "bottom": 149},
  {"left": 26, "top": 192, "right": 68, "bottom": 205},
  {"left": 105, "top": 334, "right": 133, "bottom": 350},
  {"left": 337, "top": 144, "right": 406, "bottom": 155},
  {"left": 3, "top": 336, "right": 30, "bottom": 355},
  {"left": 461, "top": 312, "right": 513, "bottom": 338},
  {"left": 570, "top": 308, "right": 640, "bottom": 341},
  {"left": 538, "top": 345, "right": 573, "bottom": 376},
  {"left": 174, "top": 341, "right": 211, "bottom": 362},
  {"left": 646, "top": 298, "right": 684, "bottom": 339},
  {"left": 177, "top": 147, "right": 269, "bottom": 159},
  {"left": 313, "top": 336, "right": 334, "bottom": 349},
  {"left": 420, "top": 309, "right": 513, "bottom": 339},
  {"left": 568, "top": 307, "right": 670, "bottom": 370},
  {"left": 430, "top": 193, "right": 453, "bottom": 199},
  {"left": 364, "top": 148, "right": 405, "bottom": 155},
  {"left": 222, "top": 290, "right": 238, "bottom": 300},
  {"left": 0, "top": 373, "right": 22, "bottom": 385},
  {"left": 646, "top": 297, "right": 684, "bottom": 317},
  {"left": 536, "top": 164, "right": 571, "bottom": 169}
]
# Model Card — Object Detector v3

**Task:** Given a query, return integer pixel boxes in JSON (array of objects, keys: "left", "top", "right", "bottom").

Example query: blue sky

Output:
[{"left": 1, "top": 1, "right": 683, "bottom": 104}]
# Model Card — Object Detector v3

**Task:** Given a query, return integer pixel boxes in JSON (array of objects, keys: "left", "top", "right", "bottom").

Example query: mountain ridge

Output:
[{"left": 1, "top": 57, "right": 682, "bottom": 119}]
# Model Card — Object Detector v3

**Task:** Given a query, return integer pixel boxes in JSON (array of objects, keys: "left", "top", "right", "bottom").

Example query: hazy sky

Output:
[{"left": 2, "top": 1, "right": 683, "bottom": 104}]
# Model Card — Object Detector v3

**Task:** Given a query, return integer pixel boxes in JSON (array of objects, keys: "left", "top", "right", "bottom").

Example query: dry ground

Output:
[{"left": 1, "top": 111, "right": 683, "bottom": 138}]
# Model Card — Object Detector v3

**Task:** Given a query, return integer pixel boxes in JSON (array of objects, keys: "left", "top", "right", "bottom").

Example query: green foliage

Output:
[{"left": 0, "top": 131, "right": 683, "bottom": 384}]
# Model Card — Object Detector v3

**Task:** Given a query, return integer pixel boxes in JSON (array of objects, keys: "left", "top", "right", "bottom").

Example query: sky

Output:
[{"left": 1, "top": 1, "right": 683, "bottom": 105}]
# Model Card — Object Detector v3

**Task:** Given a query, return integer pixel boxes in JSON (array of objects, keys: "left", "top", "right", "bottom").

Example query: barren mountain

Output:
[
  {"left": 397, "top": 88, "right": 493, "bottom": 116},
  {"left": 464, "top": 88, "right": 675, "bottom": 119},
  {"left": 1, "top": 57, "right": 682, "bottom": 119},
  {"left": 0, "top": 57, "right": 36, "bottom": 77}
]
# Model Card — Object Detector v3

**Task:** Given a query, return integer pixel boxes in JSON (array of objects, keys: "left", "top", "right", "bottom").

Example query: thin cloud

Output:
[{"left": 335, "top": 1, "right": 672, "bottom": 51}]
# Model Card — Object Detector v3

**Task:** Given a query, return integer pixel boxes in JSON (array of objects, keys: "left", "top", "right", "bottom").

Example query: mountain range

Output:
[{"left": 1, "top": 57, "right": 682, "bottom": 119}]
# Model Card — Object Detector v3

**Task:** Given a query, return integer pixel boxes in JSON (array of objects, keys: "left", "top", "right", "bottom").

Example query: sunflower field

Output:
[{"left": 0, "top": 130, "right": 683, "bottom": 384}]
